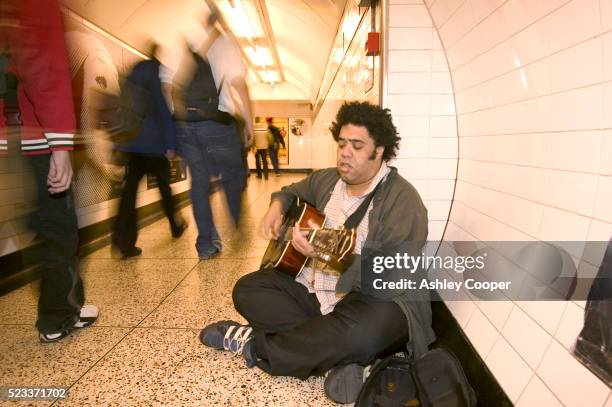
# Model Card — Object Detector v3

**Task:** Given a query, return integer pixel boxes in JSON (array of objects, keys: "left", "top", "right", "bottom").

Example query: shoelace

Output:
[{"left": 223, "top": 325, "right": 253, "bottom": 355}]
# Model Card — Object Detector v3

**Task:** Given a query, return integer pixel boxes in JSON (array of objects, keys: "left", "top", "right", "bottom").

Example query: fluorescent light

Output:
[
  {"left": 220, "top": 0, "right": 264, "bottom": 40},
  {"left": 261, "top": 70, "right": 280, "bottom": 83},
  {"left": 245, "top": 46, "right": 274, "bottom": 66}
]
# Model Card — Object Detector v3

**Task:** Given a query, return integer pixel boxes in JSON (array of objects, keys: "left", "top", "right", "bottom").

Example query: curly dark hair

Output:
[{"left": 329, "top": 101, "right": 400, "bottom": 162}]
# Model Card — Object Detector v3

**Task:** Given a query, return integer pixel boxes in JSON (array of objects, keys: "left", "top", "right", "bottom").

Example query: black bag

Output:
[
  {"left": 182, "top": 51, "right": 221, "bottom": 122},
  {"left": 94, "top": 77, "right": 151, "bottom": 144},
  {"left": 356, "top": 348, "right": 477, "bottom": 407}
]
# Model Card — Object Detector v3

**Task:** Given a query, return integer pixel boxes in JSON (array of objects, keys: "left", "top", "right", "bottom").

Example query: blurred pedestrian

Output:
[
  {"left": 173, "top": 11, "right": 253, "bottom": 260},
  {"left": 266, "top": 117, "right": 284, "bottom": 176},
  {"left": 111, "top": 42, "right": 186, "bottom": 259}
]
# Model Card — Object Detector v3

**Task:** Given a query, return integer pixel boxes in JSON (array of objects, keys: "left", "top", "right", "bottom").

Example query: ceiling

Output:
[{"left": 60, "top": 0, "right": 348, "bottom": 102}]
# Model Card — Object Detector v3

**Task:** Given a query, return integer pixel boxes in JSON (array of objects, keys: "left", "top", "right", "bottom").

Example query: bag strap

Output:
[{"left": 343, "top": 176, "right": 385, "bottom": 229}]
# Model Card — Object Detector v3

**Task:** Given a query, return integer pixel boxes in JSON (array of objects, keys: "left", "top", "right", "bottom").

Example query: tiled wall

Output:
[
  {"left": 399, "top": 0, "right": 612, "bottom": 405},
  {"left": 311, "top": 5, "right": 381, "bottom": 170},
  {"left": 385, "top": 0, "right": 458, "bottom": 244}
]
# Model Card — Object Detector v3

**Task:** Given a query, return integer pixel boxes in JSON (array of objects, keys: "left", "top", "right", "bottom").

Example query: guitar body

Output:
[{"left": 261, "top": 199, "right": 327, "bottom": 277}]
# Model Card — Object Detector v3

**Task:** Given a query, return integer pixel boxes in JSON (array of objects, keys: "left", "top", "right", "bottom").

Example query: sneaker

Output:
[
  {"left": 198, "top": 246, "right": 220, "bottom": 261},
  {"left": 39, "top": 305, "right": 99, "bottom": 343},
  {"left": 324, "top": 363, "right": 372, "bottom": 404},
  {"left": 199, "top": 320, "right": 258, "bottom": 367},
  {"left": 39, "top": 330, "right": 70, "bottom": 343},
  {"left": 73, "top": 305, "right": 99, "bottom": 328}
]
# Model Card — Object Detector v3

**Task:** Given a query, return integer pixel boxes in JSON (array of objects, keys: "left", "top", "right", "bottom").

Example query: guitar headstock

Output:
[{"left": 310, "top": 227, "right": 356, "bottom": 268}]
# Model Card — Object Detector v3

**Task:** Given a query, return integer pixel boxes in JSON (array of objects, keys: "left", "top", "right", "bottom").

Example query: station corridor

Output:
[{"left": 0, "top": 175, "right": 340, "bottom": 406}]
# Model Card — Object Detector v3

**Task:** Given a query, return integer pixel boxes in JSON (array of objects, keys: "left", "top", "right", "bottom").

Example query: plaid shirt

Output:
[{"left": 295, "top": 163, "right": 390, "bottom": 314}]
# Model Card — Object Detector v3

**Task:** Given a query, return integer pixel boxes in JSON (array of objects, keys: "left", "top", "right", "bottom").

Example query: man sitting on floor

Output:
[{"left": 199, "top": 101, "right": 435, "bottom": 403}]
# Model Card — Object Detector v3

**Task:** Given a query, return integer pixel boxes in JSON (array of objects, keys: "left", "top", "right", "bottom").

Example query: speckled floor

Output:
[{"left": 0, "top": 174, "right": 340, "bottom": 406}]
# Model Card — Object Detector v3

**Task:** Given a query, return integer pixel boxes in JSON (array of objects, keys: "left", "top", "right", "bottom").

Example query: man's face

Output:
[{"left": 336, "top": 124, "right": 384, "bottom": 185}]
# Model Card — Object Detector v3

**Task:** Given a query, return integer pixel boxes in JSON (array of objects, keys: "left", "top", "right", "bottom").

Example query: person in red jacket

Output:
[{"left": 0, "top": 0, "right": 98, "bottom": 342}]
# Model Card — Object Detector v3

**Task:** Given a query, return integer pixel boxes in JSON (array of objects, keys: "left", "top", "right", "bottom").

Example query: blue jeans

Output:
[{"left": 177, "top": 120, "right": 244, "bottom": 255}]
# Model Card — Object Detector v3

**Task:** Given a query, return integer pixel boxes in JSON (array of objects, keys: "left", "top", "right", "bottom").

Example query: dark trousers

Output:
[
  {"left": 29, "top": 155, "right": 83, "bottom": 334},
  {"left": 112, "top": 153, "right": 181, "bottom": 252},
  {"left": 255, "top": 149, "right": 268, "bottom": 179},
  {"left": 177, "top": 121, "right": 244, "bottom": 255},
  {"left": 232, "top": 268, "right": 410, "bottom": 379},
  {"left": 268, "top": 145, "right": 280, "bottom": 174}
]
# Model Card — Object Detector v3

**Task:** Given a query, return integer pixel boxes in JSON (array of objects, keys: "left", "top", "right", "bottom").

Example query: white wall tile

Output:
[
  {"left": 389, "top": 5, "right": 433, "bottom": 27},
  {"left": 389, "top": 50, "right": 433, "bottom": 71},
  {"left": 502, "top": 305, "right": 552, "bottom": 369},
  {"left": 545, "top": 0, "right": 602, "bottom": 55},
  {"left": 550, "top": 37, "right": 603, "bottom": 93},
  {"left": 389, "top": 28, "right": 434, "bottom": 49},
  {"left": 600, "top": 132, "right": 612, "bottom": 175},
  {"left": 446, "top": 299, "right": 477, "bottom": 328},
  {"left": 551, "top": 85, "right": 604, "bottom": 131},
  {"left": 516, "top": 301, "right": 568, "bottom": 335},
  {"left": 388, "top": 94, "right": 432, "bottom": 115},
  {"left": 546, "top": 170, "right": 599, "bottom": 216},
  {"left": 429, "top": 179, "right": 456, "bottom": 200},
  {"left": 485, "top": 337, "right": 533, "bottom": 402},
  {"left": 478, "top": 300, "right": 514, "bottom": 330},
  {"left": 428, "top": 219, "right": 448, "bottom": 240},
  {"left": 429, "top": 1, "right": 452, "bottom": 27},
  {"left": 432, "top": 50, "right": 450, "bottom": 72},
  {"left": 549, "top": 131, "right": 601, "bottom": 174},
  {"left": 603, "top": 32, "right": 612, "bottom": 81},
  {"left": 464, "top": 308, "right": 500, "bottom": 358},
  {"left": 388, "top": 72, "right": 432, "bottom": 94},
  {"left": 391, "top": 0, "right": 424, "bottom": 4},
  {"left": 430, "top": 116, "right": 458, "bottom": 137},
  {"left": 431, "top": 72, "right": 453, "bottom": 93},
  {"left": 555, "top": 301, "right": 585, "bottom": 350},
  {"left": 604, "top": 82, "right": 612, "bottom": 129},
  {"left": 439, "top": 0, "right": 477, "bottom": 48},
  {"left": 399, "top": 138, "right": 430, "bottom": 158},
  {"left": 394, "top": 158, "right": 430, "bottom": 179},
  {"left": 516, "top": 375, "right": 563, "bottom": 407},
  {"left": 427, "top": 199, "right": 453, "bottom": 220},
  {"left": 594, "top": 175, "right": 612, "bottom": 222},
  {"left": 539, "top": 207, "right": 591, "bottom": 241},
  {"left": 431, "top": 94, "right": 456, "bottom": 115},
  {"left": 601, "top": 0, "right": 612, "bottom": 31},
  {"left": 430, "top": 138, "right": 458, "bottom": 158},
  {"left": 429, "top": 158, "right": 458, "bottom": 178},
  {"left": 537, "top": 339, "right": 610, "bottom": 407},
  {"left": 394, "top": 115, "right": 431, "bottom": 138}
]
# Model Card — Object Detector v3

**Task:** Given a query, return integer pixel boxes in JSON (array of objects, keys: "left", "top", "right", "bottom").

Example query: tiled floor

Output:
[{"left": 0, "top": 174, "right": 338, "bottom": 406}]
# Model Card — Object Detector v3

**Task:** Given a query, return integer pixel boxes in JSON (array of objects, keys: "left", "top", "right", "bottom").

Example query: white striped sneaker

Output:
[{"left": 74, "top": 305, "right": 99, "bottom": 328}]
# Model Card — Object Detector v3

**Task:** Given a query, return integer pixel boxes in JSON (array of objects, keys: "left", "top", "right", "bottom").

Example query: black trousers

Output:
[
  {"left": 29, "top": 155, "right": 83, "bottom": 334},
  {"left": 112, "top": 153, "right": 181, "bottom": 252},
  {"left": 255, "top": 149, "right": 268, "bottom": 179},
  {"left": 233, "top": 268, "right": 410, "bottom": 379}
]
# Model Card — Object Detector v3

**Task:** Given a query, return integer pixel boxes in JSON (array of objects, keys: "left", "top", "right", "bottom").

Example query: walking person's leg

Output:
[
  {"left": 112, "top": 153, "right": 145, "bottom": 257},
  {"left": 148, "top": 155, "right": 186, "bottom": 237}
]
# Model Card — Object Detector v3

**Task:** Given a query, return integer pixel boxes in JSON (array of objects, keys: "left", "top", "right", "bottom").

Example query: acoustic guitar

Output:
[{"left": 261, "top": 198, "right": 356, "bottom": 277}]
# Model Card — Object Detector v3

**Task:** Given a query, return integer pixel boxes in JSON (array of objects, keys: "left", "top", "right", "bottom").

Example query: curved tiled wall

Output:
[{"left": 386, "top": 0, "right": 612, "bottom": 405}]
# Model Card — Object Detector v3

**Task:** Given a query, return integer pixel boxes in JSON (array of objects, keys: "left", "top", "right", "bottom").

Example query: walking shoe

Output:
[
  {"left": 39, "top": 330, "right": 71, "bottom": 343},
  {"left": 73, "top": 304, "right": 99, "bottom": 328},
  {"left": 198, "top": 246, "right": 220, "bottom": 261},
  {"left": 199, "top": 320, "right": 258, "bottom": 367},
  {"left": 112, "top": 246, "right": 142, "bottom": 259},
  {"left": 324, "top": 363, "right": 372, "bottom": 404},
  {"left": 172, "top": 222, "right": 188, "bottom": 238},
  {"left": 40, "top": 305, "right": 99, "bottom": 343}
]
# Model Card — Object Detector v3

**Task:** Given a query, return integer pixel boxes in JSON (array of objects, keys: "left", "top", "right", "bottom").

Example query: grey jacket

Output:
[{"left": 271, "top": 167, "right": 435, "bottom": 356}]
